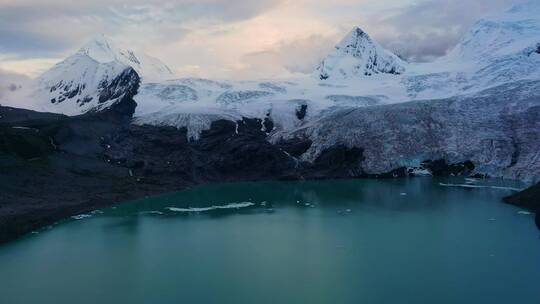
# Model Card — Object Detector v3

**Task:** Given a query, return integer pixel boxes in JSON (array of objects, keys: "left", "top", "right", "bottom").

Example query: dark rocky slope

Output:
[{"left": 504, "top": 182, "right": 540, "bottom": 212}]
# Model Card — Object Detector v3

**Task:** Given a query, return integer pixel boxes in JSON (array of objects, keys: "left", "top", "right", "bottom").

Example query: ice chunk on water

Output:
[
  {"left": 167, "top": 202, "right": 255, "bottom": 213},
  {"left": 410, "top": 168, "right": 432, "bottom": 176},
  {"left": 139, "top": 211, "right": 165, "bottom": 215},
  {"left": 439, "top": 183, "right": 523, "bottom": 191},
  {"left": 71, "top": 214, "right": 92, "bottom": 220},
  {"left": 464, "top": 178, "right": 478, "bottom": 184}
]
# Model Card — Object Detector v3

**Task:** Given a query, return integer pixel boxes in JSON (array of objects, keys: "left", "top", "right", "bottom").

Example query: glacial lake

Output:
[{"left": 1, "top": 178, "right": 539, "bottom": 304}]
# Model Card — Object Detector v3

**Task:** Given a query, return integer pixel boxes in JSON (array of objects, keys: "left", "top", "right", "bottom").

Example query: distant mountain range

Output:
[{"left": 2, "top": 1, "right": 540, "bottom": 181}]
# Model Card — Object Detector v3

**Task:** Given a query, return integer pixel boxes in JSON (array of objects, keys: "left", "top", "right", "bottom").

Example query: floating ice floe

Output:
[
  {"left": 517, "top": 211, "right": 532, "bottom": 215},
  {"left": 139, "top": 211, "right": 165, "bottom": 215},
  {"left": 12, "top": 126, "right": 36, "bottom": 131},
  {"left": 166, "top": 202, "right": 255, "bottom": 213},
  {"left": 464, "top": 178, "right": 479, "bottom": 184},
  {"left": 337, "top": 209, "right": 353, "bottom": 215},
  {"left": 439, "top": 183, "right": 523, "bottom": 191},
  {"left": 400, "top": 192, "right": 407, "bottom": 196},
  {"left": 71, "top": 214, "right": 92, "bottom": 220},
  {"left": 410, "top": 168, "right": 432, "bottom": 176}
]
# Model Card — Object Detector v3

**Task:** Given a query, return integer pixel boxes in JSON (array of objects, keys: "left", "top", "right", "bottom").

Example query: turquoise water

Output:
[{"left": 0, "top": 178, "right": 539, "bottom": 304}]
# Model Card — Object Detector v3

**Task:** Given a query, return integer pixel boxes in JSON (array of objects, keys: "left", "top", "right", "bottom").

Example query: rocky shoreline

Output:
[{"left": 504, "top": 182, "right": 540, "bottom": 212}]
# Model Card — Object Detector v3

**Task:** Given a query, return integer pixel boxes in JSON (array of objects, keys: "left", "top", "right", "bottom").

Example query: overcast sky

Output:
[{"left": 0, "top": 0, "right": 527, "bottom": 80}]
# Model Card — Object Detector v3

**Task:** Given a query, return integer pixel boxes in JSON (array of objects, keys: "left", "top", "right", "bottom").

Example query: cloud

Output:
[
  {"left": 0, "top": 69, "right": 30, "bottom": 100},
  {"left": 233, "top": 0, "right": 527, "bottom": 77},
  {"left": 241, "top": 34, "right": 339, "bottom": 77},
  {"left": 363, "top": 0, "right": 527, "bottom": 61},
  {"left": 0, "top": 0, "right": 528, "bottom": 78},
  {"left": 0, "top": 0, "right": 284, "bottom": 59},
  {"left": 0, "top": 3, "right": 109, "bottom": 57}
]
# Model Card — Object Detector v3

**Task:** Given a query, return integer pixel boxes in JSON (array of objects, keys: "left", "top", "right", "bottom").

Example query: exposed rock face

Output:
[
  {"left": 276, "top": 137, "right": 312, "bottom": 157},
  {"left": 103, "top": 118, "right": 297, "bottom": 183},
  {"left": 421, "top": 160, "right": 475, "bottom": 177},
  {"left": 45, "top": 70, "right": 139, "bottom": 157},
  {"left": 295, "top": 104, "right": 308, "bottom": 120},
  {"left": 97, "top": 68, "right": 140, "bottom": 104},
  {"left": 504, "top": 182, "right": 540, "bottom": 212},
  {"left": 303, "top": 145, "right": 365, "bottom": 179},
  {"left": 37, "top": 56, "right": 132, "bottom": 114}
]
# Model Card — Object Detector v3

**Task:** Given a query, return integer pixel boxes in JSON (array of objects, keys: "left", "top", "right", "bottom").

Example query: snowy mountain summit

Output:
[
  {"left": 31, "top": 35, "right": 172, "bottom": 115},
  {"left": 423, "top": 1, "right": 540, "bottom": 95},
  {"left": 447, "top": 1, "right": 540, "bottom": 62},
  {"left": 77, "top": 35, "right": 173, "bottom": 81},
  {"left": 315, "top": 26, "right": 407, "bottom": 81},
  {"left": 21, "top": 2, "right": 540, "bottom": 118}
]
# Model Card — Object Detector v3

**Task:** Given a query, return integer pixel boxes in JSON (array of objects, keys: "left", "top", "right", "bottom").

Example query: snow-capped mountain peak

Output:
[
  {"left": 506, "top": 1, "right": 540, "bottom": 18},
  {"left": 315, "top": 26, "right": 407, "bottom": 81},
  {"left": 75, "top": 34, "right": 173, "bottom": 81},
  {"left": 77, "top": 34, "right": 119, "bottom": 63},
  {"left": 446, "top": 1, "right": 540, "bottom": 62},
  {"left": 30, "top": 35, "right": 146, "bottom": 115},
  {"left": 336, "top": 27, "right": 379, "bottom": 56},
  {"left": 27, "top": 35, "right": 175, "bottom": 115}
]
